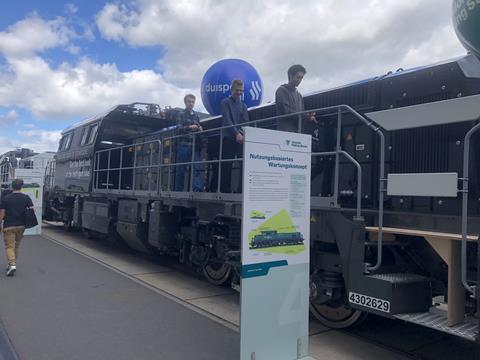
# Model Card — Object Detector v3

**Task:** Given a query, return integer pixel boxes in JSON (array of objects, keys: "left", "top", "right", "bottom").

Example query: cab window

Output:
[
  {"left": 80, "top": 124, "right": 98, "bottom": 146},
  {"left": 87, "top": 124, "right": 98, "bottom": 145},
  {"left": 59, "top": 133, "right": 73, "bottom": 151},
  {"left": 80, "top": 127, "right": 89, "bottom": 145}
]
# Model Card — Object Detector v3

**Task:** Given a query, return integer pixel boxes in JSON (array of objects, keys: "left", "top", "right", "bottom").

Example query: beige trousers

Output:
[{"left": 3, "top": 226, "right": 25, "bottom": 266}]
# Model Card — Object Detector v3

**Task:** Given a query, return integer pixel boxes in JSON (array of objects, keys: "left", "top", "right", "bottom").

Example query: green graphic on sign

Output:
[
  {"left": 249, "top": 210, "right": 266, "bottom": 219},
  {"left": 248, "top": 209, "right": 305, "bottom": 255}
]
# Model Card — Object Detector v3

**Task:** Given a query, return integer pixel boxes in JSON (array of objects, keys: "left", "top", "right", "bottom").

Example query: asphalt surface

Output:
[
  {"left": 0, "top": 319, "right": 17, "bottom": 360},
  {"left": 0, "top": 235, "right": 239, "bottom": 360}
]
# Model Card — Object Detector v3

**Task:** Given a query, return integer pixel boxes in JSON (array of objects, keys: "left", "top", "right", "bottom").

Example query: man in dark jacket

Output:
[
  {"left": 220, "top": 79, "right": 249, "bottom": 193},
  {"left": 174, "top": 94, "right": 203, "bottom": 192},
  {"left": 0, "top": 179, "right": 34, "bottom": 276},
  {"left": 275, "top": 64, "right": 316, "bottom": 133},
  {"left": 276, "top": 65, "right": 326, "bottom": 195}
]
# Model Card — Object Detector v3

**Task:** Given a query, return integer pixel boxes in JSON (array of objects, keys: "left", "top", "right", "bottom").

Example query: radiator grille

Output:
[{"left": 391, "top": 126, "right": 450, "bottom": 173}]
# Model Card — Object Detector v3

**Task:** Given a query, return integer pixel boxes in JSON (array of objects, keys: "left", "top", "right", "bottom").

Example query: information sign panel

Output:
[
  {"left": 240, "top": 127, "right": 312, "bottom": 360},
  {"left": 15, "top": 169, "right": 43, "bottom": 235}
]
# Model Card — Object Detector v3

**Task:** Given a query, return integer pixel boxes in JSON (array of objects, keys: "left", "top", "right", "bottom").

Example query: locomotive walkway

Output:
[{"left": 0, "top": 224, "right": 477, "bottom": 359}]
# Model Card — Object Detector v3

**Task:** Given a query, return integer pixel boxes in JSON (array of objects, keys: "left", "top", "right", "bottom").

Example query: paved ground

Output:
[
  {"left": 1, "top": 225, "right": 478, "bottom": 359},
  {"left": 0, "top": 318, "right": 17, "bottom": 360},
  {"left": 40, "top": 225, "right": 411, "bottom": 360},
  {"left": 0, "top": 235, "right": 239, "bottom": 360}
]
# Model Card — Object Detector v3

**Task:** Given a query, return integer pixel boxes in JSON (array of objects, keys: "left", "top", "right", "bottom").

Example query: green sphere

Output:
[{"left": 453, "top": 0, "right": 480, "bottom": 57}]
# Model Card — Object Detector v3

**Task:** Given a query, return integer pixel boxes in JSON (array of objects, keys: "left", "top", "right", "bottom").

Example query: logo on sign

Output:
[
  {"left": 205, "top": 83, "right": 231, "bottom": 93},
  {"left": 286, "top": 139, "right": 307, "bottom": 149},
  {"left": 249, "top": 81, "right": 262, "bottom": 101},
  {"left": 201, "top": 59, "right": 263, "bottom": 115}
]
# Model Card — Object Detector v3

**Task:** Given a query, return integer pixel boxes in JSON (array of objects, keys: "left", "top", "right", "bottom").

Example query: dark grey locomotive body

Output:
[{"left": 44, "top": 54, "right": 480, "bottom": 341}]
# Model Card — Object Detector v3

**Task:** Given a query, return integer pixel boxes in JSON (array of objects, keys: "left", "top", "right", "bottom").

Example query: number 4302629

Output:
[{"left": 349, "top": 292, "right": 390, "bottom": 313}]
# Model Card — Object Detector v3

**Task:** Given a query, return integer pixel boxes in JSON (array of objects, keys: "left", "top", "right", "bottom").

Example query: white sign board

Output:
[
  {"left": 15, "top": 169, "right": 43, "bottom": 235},
  {"left": 240, "top": 127, "right": 312, "bottom": 360}
]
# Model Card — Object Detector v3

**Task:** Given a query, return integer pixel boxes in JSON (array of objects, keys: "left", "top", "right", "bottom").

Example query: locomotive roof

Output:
[
  {"left": 61, "top": 103, "right": 174, "bottom": 135},
  {"left": 304, "top": 54, "right": 473, "bottom": 98},
  {"left": 62, "top": 109, "right": 111, "bottom": 134}
]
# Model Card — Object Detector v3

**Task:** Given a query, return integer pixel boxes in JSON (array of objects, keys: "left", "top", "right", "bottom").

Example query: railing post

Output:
[
  {"left": 461, "top": 119, "right": 480, "bottom": 294},
  {"left": 106, "top": 150, "right": 111, "bottom": 190},
  {"left": 159, "top": 140, "right": 164, "bottom": 193},
  {"left": 217, "top": 129, "right": 223, "bottom": 193},
  {"left": 149, "top": 141, "right": 154, "bottom": 192},
  {"left": 118, "top": 146, "right": 123, "bottom": 190},
  {"left": 133, "top": 144, "right": 137, "bottom": 192},
  {"left": 190, "top": 133, "right": 195, "bottom": 192},
  {"left": 95, "top": 152, "right": 99, "bottom": 190},
  {"left": 167, "top": 140, "right": 172, "bottom": 192},
  {"left": 333, "top": 108, "right": 342, "bottom": 205}
]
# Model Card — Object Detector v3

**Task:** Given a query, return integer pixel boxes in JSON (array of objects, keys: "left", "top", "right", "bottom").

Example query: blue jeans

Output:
[{"left": 175, "top": 143, "right": 203, "bottom": 191}]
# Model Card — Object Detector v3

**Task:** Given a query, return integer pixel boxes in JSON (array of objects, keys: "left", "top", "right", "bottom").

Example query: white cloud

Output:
[
  {"left": 0, "top": 109, "right": 18, "bottom": 126},
  {"left": 96, "top": 0, "right": 467, "bottom": 96},
  {"left": 0, "top": 14, "right": 76, "bottom": 58},
  {"left": 16, "top": 129, "right": 62, "bottom": 153},
  {"left": 0, "top": 136, "right": 15, "bottom": 155},
  {"left": 0, "top": 129, "right": 61, "bottom": 155},
  {"left": 0, "top": 1, "right": 469, "bottom": 129},
  {"left": 0, "top": 56, "right": 190, "bottom": 119}
]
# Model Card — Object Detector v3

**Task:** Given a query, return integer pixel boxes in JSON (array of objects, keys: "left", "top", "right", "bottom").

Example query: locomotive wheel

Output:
[
  {"left": 203, "top": 262, "right": 232, "bottom": 286},
  {"left": 309, "top": 303, "right": 367, "bottom": 329}
]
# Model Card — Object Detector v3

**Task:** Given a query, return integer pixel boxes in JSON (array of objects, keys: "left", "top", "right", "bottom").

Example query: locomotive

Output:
[
  {"left": 43, "top": 54, "right": 480, "bottom": 342},
  {"left": 250, "top": 230, "right": 304, "bottom": 249}
]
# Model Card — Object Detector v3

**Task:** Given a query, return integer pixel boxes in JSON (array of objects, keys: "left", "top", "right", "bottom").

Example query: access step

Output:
[
  {"left": 395, "top": 308, "right": 478, "bottom": 342},
  {"left": 349, "top": 273, "right": 432, "bottom": 316}
]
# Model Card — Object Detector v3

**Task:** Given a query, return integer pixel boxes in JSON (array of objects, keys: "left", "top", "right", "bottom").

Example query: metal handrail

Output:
[
  {"left": 342, "top": 104, "right": 386, "bottom": 272},
  {"left": 312, "top": 150, "right": 363, "bottom": 220},
  {"left": 161, "top": 105, "right": 380, "bottom": 198},
  {"left": 0, "top": 162, "right": 14, "bottom": 186},
  {"left": 94, "top": 105, "right": 377, "bottom": 217},
  {"left": 93, "top": 140, "right": 161, "bottom": 192},
  {"left": 92, "top": 105, "right": 379, "bottom": 246},
  {"left": 461, "top": 117, "right": 480, "bottom": 296}
]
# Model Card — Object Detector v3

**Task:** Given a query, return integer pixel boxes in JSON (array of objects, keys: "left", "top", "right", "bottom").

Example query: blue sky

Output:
[{"left": 0, "top": 1, "right": 466, "bottom": 154}]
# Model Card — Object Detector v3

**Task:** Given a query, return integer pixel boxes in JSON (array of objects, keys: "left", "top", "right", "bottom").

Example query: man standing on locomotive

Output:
[
  {"left": 0, "top": 179, "right": 34, "bottom": 276},
  {"left": 174, "top": 94, "right": 204, "bottom": 192},
  {"left": 275, "top": 64, "right": 325, "bottom": 194},
  {"left": 275, "top": 64, "right": 317, "bottom": 132},
  {"left": 220, "top": 79, "right": 249, "bottom": 193}
]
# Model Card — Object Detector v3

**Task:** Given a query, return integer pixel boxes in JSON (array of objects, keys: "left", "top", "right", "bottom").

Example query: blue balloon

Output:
[{"left": 201, "top": 59, "right": 263, "bottom": 115}]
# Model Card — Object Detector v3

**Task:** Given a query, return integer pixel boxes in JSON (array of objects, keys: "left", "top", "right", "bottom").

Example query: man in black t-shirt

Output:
[{"left": 0, "top": 179, "right": 34, "bottom": 276}]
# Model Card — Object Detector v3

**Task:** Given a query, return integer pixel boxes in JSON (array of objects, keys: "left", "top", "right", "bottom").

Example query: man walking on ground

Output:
[
  {"left": 220, "top": 79, "right": 249, "bottom": 193},
  {"left": 175, "top": 94, "right": 204, "bottom": 192},
  {"left": 0, "top": 179, "right": 34, "bottom": 276}
]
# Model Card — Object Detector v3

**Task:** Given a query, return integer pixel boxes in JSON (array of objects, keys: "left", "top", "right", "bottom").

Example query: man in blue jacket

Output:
[
  {"left": 220, "top": 79, "right": 249, "bottom": 193},
  {"left": 174, "top": 94, "right": 203, "bottom": 192}
]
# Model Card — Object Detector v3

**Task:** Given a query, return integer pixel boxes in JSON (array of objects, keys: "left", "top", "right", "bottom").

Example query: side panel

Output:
[{"left": 81, "top": 200, "right": 111, "bottom": 234}]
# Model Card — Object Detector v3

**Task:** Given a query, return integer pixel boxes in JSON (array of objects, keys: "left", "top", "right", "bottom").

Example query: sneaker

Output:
[{"left": 6, "top": 265, "right": 16, "bottom": 277}]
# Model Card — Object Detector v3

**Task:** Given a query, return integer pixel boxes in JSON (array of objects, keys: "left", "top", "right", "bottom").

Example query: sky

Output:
[{"left": 0, "top": 0, "right": 467, "bottom": 155}]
